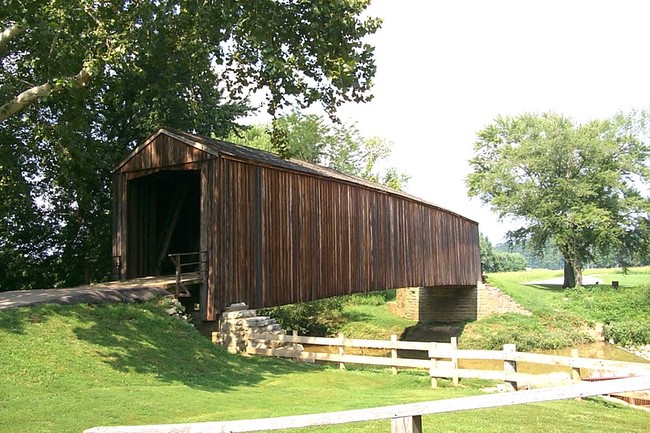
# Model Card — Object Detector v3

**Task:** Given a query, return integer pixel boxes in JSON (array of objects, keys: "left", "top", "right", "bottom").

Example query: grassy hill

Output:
[{"left": 1, "top": 297, "right": 649, "bottom": 432}]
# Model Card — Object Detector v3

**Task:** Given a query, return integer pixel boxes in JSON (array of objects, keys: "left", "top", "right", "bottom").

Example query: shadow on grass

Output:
[
  {"left": 397, "top": 321, "right": 469, "bottom": 359},
  {"left": 1, "top": 301, "right": 320, "bottom": 392},
  {"left": 526, "top": 284, "right": 568, "bottom": 293},
  {"left": 340, "top": 309, "right": 373, "bottom": 323}
]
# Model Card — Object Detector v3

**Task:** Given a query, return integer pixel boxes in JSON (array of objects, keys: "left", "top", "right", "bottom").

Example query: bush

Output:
[
  {"left": 605, "top": 320, "right": 650, "bottom": 346},
  {"left": 459, "top": 312, "right": 593, "bottom": 351},
  {"left": 259, "top": 297, "right": 346, "bottom": 336},
  {"left": 342, "top": 290, "right": 395, "bottom": 306},
  {"left": 565, "top": 284, "right": 650, "bottom": 345}
]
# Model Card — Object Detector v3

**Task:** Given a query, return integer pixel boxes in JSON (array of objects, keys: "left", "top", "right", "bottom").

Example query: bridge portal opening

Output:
[{"left": 125, "top": 170, "right": 201, "bottom": 278}]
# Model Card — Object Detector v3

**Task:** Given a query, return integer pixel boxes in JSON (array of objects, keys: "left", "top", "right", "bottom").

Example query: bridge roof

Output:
[{"left": 114, "top": 128, "right": 477, "bottom": 224}]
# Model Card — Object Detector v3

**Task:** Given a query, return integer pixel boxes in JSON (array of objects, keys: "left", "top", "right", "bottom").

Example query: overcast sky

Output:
[{"left": 331, "top": 0, "right": 650, "bottom": 243}]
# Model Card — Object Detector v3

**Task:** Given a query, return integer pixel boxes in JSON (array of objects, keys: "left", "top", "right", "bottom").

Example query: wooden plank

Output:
[
  {"left": 249, "top": 333, "right": 452, "bottom": 351},
  {"left": 246, "top": 347, "right": 438, "bottom": 369},
  {"left": 84, "top": 376, "right": 650, "bottom": 433},
  {"left": 511, "top": 352, "right": 650, "bottom": 372}
]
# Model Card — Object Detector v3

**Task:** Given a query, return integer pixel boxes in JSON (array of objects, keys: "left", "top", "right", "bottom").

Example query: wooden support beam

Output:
[
  {"left": 155, "top": 182, "right": 189, "bottom": 272},
  {"left": 503, "top": 344, "right": 518, "bottom": 391}
]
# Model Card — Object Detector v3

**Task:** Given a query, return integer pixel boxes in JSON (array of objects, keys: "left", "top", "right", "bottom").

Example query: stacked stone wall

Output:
[
  {"left": 477, "top": 285, "right": 531, "bottom": 318},
  {"left": 214, "top": 303, "right": 303, "bottom": 354}
]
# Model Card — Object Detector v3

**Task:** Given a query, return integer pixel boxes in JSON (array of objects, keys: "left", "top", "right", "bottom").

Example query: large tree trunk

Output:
[{"left": 562, "top": 257, "right": 583, "bottom": 288}]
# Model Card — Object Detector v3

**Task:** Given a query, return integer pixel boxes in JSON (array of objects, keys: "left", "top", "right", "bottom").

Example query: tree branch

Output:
[
  {"left": 0, "top": 22, "right": 26, "bottom": 55},
  {"left": 0, "top": 68, "right": 91, "bottom": 122}
]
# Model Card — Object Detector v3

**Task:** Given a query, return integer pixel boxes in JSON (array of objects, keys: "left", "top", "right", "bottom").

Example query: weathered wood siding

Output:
[
  {"left": 119, "top": 133, "right": 211, "bottom": 174},
  {"left": 113, "top": 130, "right": 482, "bottom": 320},
  {"left": 211, "top": 157, "right": 481, "bottom": 313}
]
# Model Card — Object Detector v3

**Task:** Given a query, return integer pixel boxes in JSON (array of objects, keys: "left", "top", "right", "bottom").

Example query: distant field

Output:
[
  {"left": 1, "top": 299, "right": 649, "bottom": 433},
  {"left": 481, "top": 267, "right": 650, "bottom": 347}
]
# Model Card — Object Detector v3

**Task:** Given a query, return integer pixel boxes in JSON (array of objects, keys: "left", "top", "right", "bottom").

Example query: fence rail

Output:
[
  {"left": 167, "top": 251, "right": 207, "bottom": 298},
  {"left": 247, "top": 332, "right": 650, "bottom": 389},
  {"left": 83, "top": 375, "right": 650, "bottom": 433}
]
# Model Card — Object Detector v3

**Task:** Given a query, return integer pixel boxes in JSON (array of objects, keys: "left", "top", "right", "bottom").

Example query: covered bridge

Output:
[{"left": 112, "top": 128, "right": 481, "bottom": 322}]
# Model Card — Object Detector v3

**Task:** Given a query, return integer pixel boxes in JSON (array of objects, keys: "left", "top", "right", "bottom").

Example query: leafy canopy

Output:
[
  {"left": 229, "top": 111, "right": 410, "bottom": 191},
  {"left": 0, "top": 1, "right": 380, "bottom": 290},
  {"left": 1, "top": 0, "right": 380, "bottom": 121},
  {"left": 467, "top": 112, "right": 650, "bottom": 286}
]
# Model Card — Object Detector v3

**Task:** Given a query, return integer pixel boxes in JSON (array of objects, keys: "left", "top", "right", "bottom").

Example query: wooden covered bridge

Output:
[{"left": 112, "top": 128, "right": 481, "bottom": 322}]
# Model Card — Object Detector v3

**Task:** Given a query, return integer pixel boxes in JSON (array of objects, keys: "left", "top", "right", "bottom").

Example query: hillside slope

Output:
[{"left": 1, "top": 298, "right": 648, "bottom": 433}]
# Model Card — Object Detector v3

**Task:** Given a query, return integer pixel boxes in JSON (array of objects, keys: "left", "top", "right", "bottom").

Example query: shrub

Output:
[
  {"left": 459, "top": 312, "right": 593, "bottom": 351},
  {"left": 259, "top": 297, "right": 346, "bottom": 336},
  {"left": 605, "top": 320, "right": 650, "bottom": 346}
]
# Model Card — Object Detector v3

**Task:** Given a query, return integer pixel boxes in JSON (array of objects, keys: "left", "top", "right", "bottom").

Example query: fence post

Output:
[
  {"left": 391, "top": 334, "right": 398, "bottom": 375},
  {"left": 429, "top": 342, "right": 438, "bottom": 388},
  {"left": 292, "top": 330, "right": 299, "bottom": 360},
  {"left": 503, "top": 344, "right": 518, "bottom": 391},
  {"left": 450, "top": 337, "right": 459, "bottom": 386},
  {"left": 571, "top": 349, "right": 581, "bottom": 382},
  {"left": 338, "top": 332, "right": 346, "bottom": 370},
  {"left": 391, "top": 415, "right": 422, "bottom": 433}
]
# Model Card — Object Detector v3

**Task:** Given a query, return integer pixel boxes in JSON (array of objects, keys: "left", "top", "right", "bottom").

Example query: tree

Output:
[
  {"left": 1, "top": 0, "right": 379, "bottom": 122},
  {"left": 479, "top": 234, "right": 527, "bottom": 273},
  {"left": 467, "top": 112, "right": 650, "bottom": 287},
  {"left": 229, "top": 111, "right": 410, "bottom": 190},
  {"left": 0, "top": 1, "right": 380, "bottom": 290}
]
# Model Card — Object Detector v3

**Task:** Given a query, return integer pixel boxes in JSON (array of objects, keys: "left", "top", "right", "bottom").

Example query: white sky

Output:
[{"left": 252, "top": 0, "right": 650, "bottom": 243}]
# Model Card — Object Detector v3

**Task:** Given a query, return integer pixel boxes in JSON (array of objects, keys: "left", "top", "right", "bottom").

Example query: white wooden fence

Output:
[
  {"left": 83, "top": 376, "right": 650, "bottom": 433},
  {"left": 246, "top": 332, "right": 650, "bottom": 389},
  {"left": 83, "top": 333, "right": 650, "bottom": 433}
]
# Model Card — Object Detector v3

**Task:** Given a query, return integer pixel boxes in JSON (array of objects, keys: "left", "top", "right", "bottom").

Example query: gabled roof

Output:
[{"left": 114, "top": 128, "right": 477, "bottom": 223}]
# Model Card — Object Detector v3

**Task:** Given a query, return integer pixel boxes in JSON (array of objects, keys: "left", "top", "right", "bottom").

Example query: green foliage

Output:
[
  {"left": 260, "top": 297, "right": 347, "bottom": 336},
  {"left": 487, "top": 267, "right": 650, "bottom": 346},
  {"left": 459, "top": 312, "right": 593, "bottom": 351},
  {"left": 564, "top": 284, "right": 650, "bottom": 345},
  {"left": 0, "top": 1, "right": 381, "bottom": 290},
  {"left": 467, "top": 111, "right": 650, "bottom": 287},
  {"left": 229, "top": 110, "right": 410, "bottom": 190},
  {"left": 606, "top": 321, "right": 650, "bottom": 347},
  {"left": 480, "top": 234, "right": 527, "bottom": 272},
  {"left": 496, "top": 241, "right": 564, "bottom": 270}
]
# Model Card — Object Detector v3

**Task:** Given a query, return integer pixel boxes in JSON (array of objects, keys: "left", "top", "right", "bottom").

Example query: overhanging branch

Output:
[
  {"left": 0, "top": 68, "right": 91, "bottom": 122},
  {"left": 0, "top": 22, "right": 26, "bottom": 55}
]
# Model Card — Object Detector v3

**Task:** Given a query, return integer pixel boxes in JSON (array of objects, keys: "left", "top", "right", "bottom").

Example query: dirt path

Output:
[{"left": 0, "top": 275, "right": 188, "bottom": 310}]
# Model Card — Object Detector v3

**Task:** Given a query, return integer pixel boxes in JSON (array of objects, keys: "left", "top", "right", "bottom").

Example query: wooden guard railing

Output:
[
  {"left": 167, "top": 251, "right": 207, "bottom": 299},
  {"left": 247, "top": 332, "right": 650, "bottom": 389},
  {"left": 84, "top": 375, "right": 650, "bottom": 433}
]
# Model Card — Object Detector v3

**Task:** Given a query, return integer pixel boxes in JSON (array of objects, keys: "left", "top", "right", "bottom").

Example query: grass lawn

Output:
[
  {"left": 340, "top": 290, "right": 416, "bottom": 340},
  {"left": 481, "top": 267, "right": 650, "bottom": 346},
  {"left": 1, "top": 299, "right": 648, "bottom": 433}
]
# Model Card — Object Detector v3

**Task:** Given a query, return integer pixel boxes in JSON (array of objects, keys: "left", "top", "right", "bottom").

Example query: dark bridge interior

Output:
[{"left": 126, "top": 170, "right": 200, "bottom": 278}]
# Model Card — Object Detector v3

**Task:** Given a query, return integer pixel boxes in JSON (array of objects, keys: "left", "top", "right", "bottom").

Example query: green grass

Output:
[
  {"left": 340, "top": 290, "right": 416, "bottom": 339},
  {"left": 2, "top": 299, "right": 649, "bottom": 432},
  {"left": 459, "top": 312, "right": 594, "bottom": 352},
  {"left": 481, "top": 266, "right": 650, "bottom": 346}
]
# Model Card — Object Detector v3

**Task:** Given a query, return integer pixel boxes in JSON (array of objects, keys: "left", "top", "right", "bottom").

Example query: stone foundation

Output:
[
  {"left": 477, "top": 284, "right": 531, "bottom": 319},
  {"left": 214, "top": 303, "right": 304, "bottom": 354},
  {"left": 392, "top": 283, "right": 530, "bottom": 322}
]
